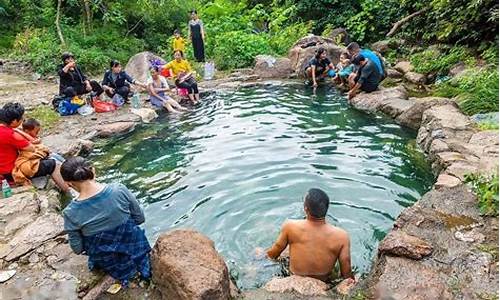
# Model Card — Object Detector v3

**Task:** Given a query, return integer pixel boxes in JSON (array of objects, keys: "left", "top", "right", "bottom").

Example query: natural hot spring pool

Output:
[{"left": 89, "top": 83, "right": 434, "bottom": 289}]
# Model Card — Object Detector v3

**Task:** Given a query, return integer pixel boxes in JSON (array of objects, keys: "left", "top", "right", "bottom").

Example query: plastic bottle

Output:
[
  {"left": 2, "top": 179, "right": 12, "bottom": 198},
  {"left": 131, "top": 93, "right": 141, "bottom": 109}
]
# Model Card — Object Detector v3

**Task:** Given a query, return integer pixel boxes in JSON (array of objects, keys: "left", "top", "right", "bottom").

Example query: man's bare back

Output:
[
  {"left": 267, "top": 219, "right": 352, "bottom": 281},
  {"left": 265, "top": 188, "right": 353, "bottom": 282}
]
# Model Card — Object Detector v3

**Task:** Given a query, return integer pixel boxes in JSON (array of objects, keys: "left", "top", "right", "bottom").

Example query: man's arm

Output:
[
  {"left": 266, "top": 221, "right": 290, "bottom": 259},
  {"left": 338, "top": 233, "right": 353, "bottom": 279}
]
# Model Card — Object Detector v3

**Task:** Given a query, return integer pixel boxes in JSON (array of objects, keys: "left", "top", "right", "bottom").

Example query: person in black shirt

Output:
[
  {"left": 102, "top": 60, "right": 146, "bottom": 101},
  {"left": 347, "top": 54, "right": 381, "bottom": 100},
  {"left": 304, "top": 47, "right": 335, "bottom": 87},
  {"left": 57, "top": 52, "right": 103, "bottom": 98}
]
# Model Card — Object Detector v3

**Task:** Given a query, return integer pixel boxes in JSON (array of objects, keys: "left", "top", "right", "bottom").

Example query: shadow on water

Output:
[{"left": 89, "top": 83, "right": 434, "bottom": 289}]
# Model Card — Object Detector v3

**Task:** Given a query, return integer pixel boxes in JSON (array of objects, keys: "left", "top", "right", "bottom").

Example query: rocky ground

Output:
[{"left": 0, "top": 41, "right": 498, "bottom": 300}]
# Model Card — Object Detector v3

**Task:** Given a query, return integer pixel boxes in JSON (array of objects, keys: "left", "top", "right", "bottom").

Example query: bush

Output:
[
  {"left": 212, "top": 31, "right": 272, "bottom": 70},
  {"left": 270, "top": 22, "right": 311, "bottom": 55},
  {"left": 410, "top": 46, "right": 474, "bottom": 74},
  {"left": 10, "top": 25, "right": 144, "bottom": 75},
  {"left": 434, "top": 67, "right": 499, "bottom": 115},
  {"left": 464, "top": 173, "right": 499, "bottom": 216}
]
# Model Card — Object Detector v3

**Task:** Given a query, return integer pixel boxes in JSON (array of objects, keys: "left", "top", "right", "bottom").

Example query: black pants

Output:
[
  {"left": 176, "top": 77, "right": 199, "bottom": 95},
  {"left": 63, "top": 80, "right": 104, "bottom": 98},
  {"left": 105, "top": 85, "right": 130, "bottom": 100}
]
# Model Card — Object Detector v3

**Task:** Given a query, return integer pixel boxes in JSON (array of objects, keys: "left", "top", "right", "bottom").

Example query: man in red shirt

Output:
[{"left": 0, "top": 103, "right": 68, "bottom": 191}]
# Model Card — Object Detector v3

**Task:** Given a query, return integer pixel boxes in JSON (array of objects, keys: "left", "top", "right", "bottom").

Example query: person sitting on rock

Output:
[
  {"left": 266, "top": 188, "right": 355, "bottom": 283},
  {"left": 61, "top": 156, "right": 151, "bottom": 287},
  {"left": 102, "top": 60, "right": 146, "bottom": 102},
  {"left": 347, "top": 54, "right": 381, "bottom": 100},
  {"left": 0, "top": 103, "right": 69, "bottom": 191},
  {"left": 346, "top": 42, "right": 384, "bottom": 77},
  {"left": 164, "top": 50, "right": 200, "bottom": 104},
  {"left": 58, "top": 52, "right": 104, "bottom": 99},
  {"left": 304, "top": 47, "right": 335, "bottom": 88},
  {"left": 147, "top": 66, "right": 188, "bottom": 113}
]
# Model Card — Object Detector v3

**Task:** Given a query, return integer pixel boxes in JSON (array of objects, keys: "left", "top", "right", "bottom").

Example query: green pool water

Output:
[{"left": 90, "top": 83, "right": 434, "bottom": 289}]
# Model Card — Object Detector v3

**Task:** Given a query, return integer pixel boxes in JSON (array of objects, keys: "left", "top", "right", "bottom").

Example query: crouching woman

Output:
[{"left": 61, "top": 157, "right": 151, "bottom": 286}]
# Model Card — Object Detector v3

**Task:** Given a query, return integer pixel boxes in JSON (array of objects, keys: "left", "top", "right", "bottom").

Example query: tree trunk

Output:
[
  {"left": 84, "top": 0, "right": 91, "bottom": 33},
  {"left": 55, "top": 0, "right": 66, "bottom": 46},
  {"left": 386, "top": 8, "right": 428, "bottom": 37}
]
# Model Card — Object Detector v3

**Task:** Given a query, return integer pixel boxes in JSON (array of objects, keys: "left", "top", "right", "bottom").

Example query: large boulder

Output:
[
  {"left": 130, "top": 108, "right": 158, "bottom": 123},
  {"left": 349, "top": 86, "right": 408, "bottom": 114},
  {"left": 264, "top": 275, "right": 329, "bottom": 296},
  {"left": 0, "top": 192, "right": 40, "bottom": 243},
  {"left": 288, "top": 35, "right": 344, "bottom": 77},
  {"left": 43, "top": 135, "right": 94, "bottom": 157},
  {"left": 125, "top": 52, "right": 166, "bottom": 85},
  {"left": 371, "top": 40, "right": 391, "bottom": 54},
  {"left": 253, "top": 55, "right": 293, "bottom": 79},
  {"left": 404, "top": 71, "right": 426, "bottom": 85},
  {"left": 396, "top": 97, "right": 455, "bottom": 130},
  {"left": 151, "top": 229, "right": 231, "bottom": 300}
]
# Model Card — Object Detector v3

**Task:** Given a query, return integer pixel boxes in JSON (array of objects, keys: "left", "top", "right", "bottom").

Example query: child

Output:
[
  {"left": 172, "top": 29, "right": 186, "bottom": 53},
  {"left": 61, "top": 157, "right": 151, "bottom": 287},
  {"left": 12, "top": 118, "right": 66, "bottom": 185},
  {"left": 334, "top": 53, "right": 354, "bottom": 88}
]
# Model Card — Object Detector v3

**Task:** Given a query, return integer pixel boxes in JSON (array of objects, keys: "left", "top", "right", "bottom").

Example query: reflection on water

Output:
[{"left": 90, "top": 84, "right": 434, "bottom": 289}]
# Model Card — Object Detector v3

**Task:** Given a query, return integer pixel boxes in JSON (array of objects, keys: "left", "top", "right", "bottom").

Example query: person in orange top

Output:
[
  {"left": 164, "top": 50, "right": 200, "bottom": 104},
  {"left": 172, "top": 29, "right": 186, "bottom": 52}
]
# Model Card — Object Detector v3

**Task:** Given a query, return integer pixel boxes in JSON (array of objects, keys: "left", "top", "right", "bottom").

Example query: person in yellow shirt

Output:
[
  {"left": 164, "top": 50, "right": 200, "bottom": 104},
  {"left": 172, "top": 29, "right": 186, "bottom": 52}
]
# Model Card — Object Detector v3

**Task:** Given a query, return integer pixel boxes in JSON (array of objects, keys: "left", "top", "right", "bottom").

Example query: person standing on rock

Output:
[
  {"left": 265, "top": 188, "right": 355, "bottom": 283},
  {"left": 188, "top": 10, "right": 205, "bottom": 62},
  {"left": 102, "top": 60, "right": 146, "bottom": 102},
  {"left": 304, "top": 47, "right": 336, "bottom": 88},
  {"left": 58, "top": 52, "right": 104, "bottom": 98},
  {"left": 61, "top": 157, "right": 151, "bottom": 287},
  {"left": 0, "top": 102, "right": 69, "bottom": 192},
  {"left": 347, "top": 54, "right": 381, "bottom": 100}
]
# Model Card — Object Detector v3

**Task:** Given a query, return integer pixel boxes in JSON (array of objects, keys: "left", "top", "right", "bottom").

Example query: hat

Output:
[
  {"left": 351, "top": 54, "right": 365, "bottom": 65},
  {"left": 61, "top": 52, "right": 74, "bottom": 62}
]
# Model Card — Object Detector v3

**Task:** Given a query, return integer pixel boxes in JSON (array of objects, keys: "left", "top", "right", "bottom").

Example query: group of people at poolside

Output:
[
  {"left": 0, "top": 19, "right": 375, "bottom": 291},
  {"left": 0, "top": 100, "right": 354, "bottom": 289},
  {"left": 57, "top": 10, "right": 207, "bottom": 114},
  {"left": 304, "top": 42, "right": 385, "bottom": 100}
]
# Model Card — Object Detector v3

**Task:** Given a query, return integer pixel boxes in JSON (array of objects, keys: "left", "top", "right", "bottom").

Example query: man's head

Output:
[
  {"left": 61, "top": 52, "right": 75, "bottom": 65},
  {"left": 346, "top": 42, "right": 361, "bottom": 56},
  {"left": 304, "top": 188, "right": 330, "bottom": 219},
  {"left": 174, "top": 29, "right": 180, "bottom": 38},
  {"left": 0, "top": 102, "right": 25, "bottom": 128},
  {"left": 351, "top": 54, "right": 366, "bottom": 66},
  {"left": 22, "top": 118, "right": 41, "bottom": 137}
]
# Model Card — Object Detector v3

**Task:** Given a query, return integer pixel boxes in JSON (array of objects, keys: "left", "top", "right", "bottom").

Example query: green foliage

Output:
[
  {"left": 212, "top": 31, "right": 272, "bottom": 69},
  {"left": 410, "top": 46, "right": 474, "bottom": 74},
  {"left": 477, "top": 122, "right": 499, "bottom": 131},
  {"left": 434, "top": 67, "right": 499, "bottom": 115},
  {"left": 464, "top": 173, "right": 499, "bottom": 216},
  {"left": 25, "top": 105, "right": 60, "bottom": 129},
  {"left": 269, "top": 22, "right": 311, "bottom": 55}
]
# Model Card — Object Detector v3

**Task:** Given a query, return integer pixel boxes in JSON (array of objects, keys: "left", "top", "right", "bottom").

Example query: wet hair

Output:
[
  {"left": 61, "top": 156, "right": 95, "bottom": 182},
  {"left": 0, "top": 102, "right": 25, "bottom": 125},
  {"left": 110, "top": 60, "right": 121, "bottom": 69},
  {"left": 315, "top": 47, "right": 327, "bottom": 60},
  {"left": 149, "top": 66, "right": 160, "bottom": 73},
  {"left": 22, "top": 118, "right": 41, "bottom": 131},
  {"left": 174, "top": 29, "right": 180, "bottom": 35},
  {"left": 304, "top": 188, "right": 329, "bottom": 219},
  {"left": 351, "top": 54, "right": 366, "bottom": 65},
  {"left": 61, "top": 52, "right": 74, "bottom": 62},
  {"left": 173, "top": 50, "right": 184, "bottom": 58},
  {"left": 191, "top": 9, "right": 197, "bottom": 14},
  {"left": 346, "top": 42, "right": 360, "bottom": 53}
]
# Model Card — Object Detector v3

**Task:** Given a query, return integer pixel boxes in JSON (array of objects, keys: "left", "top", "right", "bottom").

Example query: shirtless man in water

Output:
[{"left": 266, "top": 188, "right": 354, "bottom": 282}]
